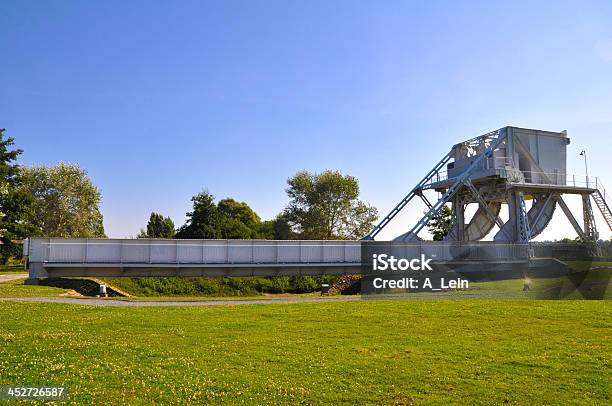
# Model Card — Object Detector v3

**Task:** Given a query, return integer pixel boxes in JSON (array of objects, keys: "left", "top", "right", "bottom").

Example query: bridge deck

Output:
[
  {"left": 25, "top": 238, "right": 581, "bottom": 279},
  {"left": 25, "top": 238, "right": 362, "bottom": 278}
]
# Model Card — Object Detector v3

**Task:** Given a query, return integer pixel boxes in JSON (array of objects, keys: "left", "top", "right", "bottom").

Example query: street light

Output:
[{"left": 579, "top": 150, "right": 589, "bottom": 187}]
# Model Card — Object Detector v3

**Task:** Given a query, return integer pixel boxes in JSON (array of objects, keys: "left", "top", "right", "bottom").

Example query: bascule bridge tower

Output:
[{"left": 365, "top": 127, "right": 612, "bottom": 250}]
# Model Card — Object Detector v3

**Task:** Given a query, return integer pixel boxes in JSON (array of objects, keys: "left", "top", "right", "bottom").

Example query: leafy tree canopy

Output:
[
  {"left": 0, "top": 129, "right": 33, "bottom": 262},
  {"left": 257, "top": 214, "right": 296, "bottom": 240},
  {"left": 427, "top": 205, "right": 453, "bottom": 241},
  {"left": 20, "top": 162, "right": 106, "bottom": 238},
  {"left": 218, "top": 198, "right": 261, "bottom": 239},
  {"left": 176, "top": 191, "right": 273, "bottom": 239},
  {"left": 176, "top": 191, "right": 221, "bottom": 239},
  {"left": 138, "top": 212, "right": 175, "bottom": 238},
  {"left": 284, "top": 170, "right": 378, "bottom": 239}
]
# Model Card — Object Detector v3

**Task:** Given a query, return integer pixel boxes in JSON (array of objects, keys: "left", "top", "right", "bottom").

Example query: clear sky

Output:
[{"left": 1, "top": 0, "right": 611, "bottom": 240}]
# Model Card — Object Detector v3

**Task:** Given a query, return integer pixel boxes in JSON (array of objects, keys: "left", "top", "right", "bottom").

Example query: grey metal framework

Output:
[
  {"left": 25, "top": 238, "right": 362, "bottom": 278},
  {"left": 25, "top": 238, "right": 543, "bottom": 279},
  {"left": 364, "top": 126, "right": 612, "bottom": 254}
]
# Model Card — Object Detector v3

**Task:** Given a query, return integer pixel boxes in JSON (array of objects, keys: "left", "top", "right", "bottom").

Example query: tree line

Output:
[
  {"left": 0, "top": 128, "right": 378, "bottom": 262},
  {"left": 139, "top": 169, "right": 378, "bottom": 241}
]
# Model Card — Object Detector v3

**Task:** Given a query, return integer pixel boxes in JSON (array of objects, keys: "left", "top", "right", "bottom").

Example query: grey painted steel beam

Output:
[
  {"left": 364, "top": 150, "right": 453, "bottom": 240},
  {"left": 463, "top": 179, "right": 509, "bottom": 238},
  {"left": 397, "top": 128, "right": 508, "bottom": 241}
]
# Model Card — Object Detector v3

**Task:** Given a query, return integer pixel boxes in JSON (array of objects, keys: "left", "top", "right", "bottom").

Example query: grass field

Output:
[
  {"left": 0, "top": 278, "right": 72, "bottom": 297},
  {"left": 0, "top": 278, "right": 329, "bottom": 301},
  {"left": 0, "top": 265, "right": 27, "bottom": 274},
  {"left": 0, "top": 300, "right": 609, "bottom": 405},
  {"left": 1, "top": 270, "right": 610, "bottom": 301}
]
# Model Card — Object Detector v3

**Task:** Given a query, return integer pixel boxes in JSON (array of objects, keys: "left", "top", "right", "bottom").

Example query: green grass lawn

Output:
[
  {"left": 0, "top": 278, "right": 72, "bottom": 297},
  {"left": 0, "top": 264, "right": 26, "bottom": 274},
  {"left": 0, "top": 300, "right": 609, "bottom": 405},
  {"left": 0, "top": 277, "right": 330, "bottom": 301},
  {"left": 2, "top": 271, "right": 610, "bottom": 301},
  {"left": 565, "top": 260, "right": 612, "bottom": 272},
  {"left": 467, "top": 269, "right": 612, "bottom": 299}
]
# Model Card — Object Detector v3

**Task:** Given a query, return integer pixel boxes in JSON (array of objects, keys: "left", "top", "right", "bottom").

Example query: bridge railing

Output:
[
  {"left": 28, "top": 238, "right": 362, "bottom": 265},
  {"left": 26, "top": 238, "right": 591, "bottom": 267},
  {"left": 363, "top": 242, "right": 531, "bottom": 262}
]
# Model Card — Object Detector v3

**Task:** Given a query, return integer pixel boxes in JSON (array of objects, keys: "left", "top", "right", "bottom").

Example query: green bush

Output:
[
  {"left": 102, "top": 275, "right": 341, "bottom": 297},
  {"left": 290, "top": 276, "right": 319, "bottom": 293},
  {"left": 269, "top": 276, "right": 291, "bottom": 293}
]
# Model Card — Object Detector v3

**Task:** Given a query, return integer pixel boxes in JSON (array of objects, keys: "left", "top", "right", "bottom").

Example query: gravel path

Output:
[
  {"left": 0, "top": 296, "right": 360, "bottom": 306},
  {"left": 0, "top": 290, "right": 542, "bottom": 306},
  {"left": 0, "top": 273, "right": 28, "bottom": 282}
]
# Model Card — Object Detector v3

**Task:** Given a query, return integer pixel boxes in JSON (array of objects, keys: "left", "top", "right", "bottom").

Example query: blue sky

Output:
[{"left": 1, "top": 0, "right": 611, "bottom": 239}]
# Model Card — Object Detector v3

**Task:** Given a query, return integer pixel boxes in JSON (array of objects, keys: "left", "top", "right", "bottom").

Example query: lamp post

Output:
[{"left": 579, "top": 150, "right": 589, "bottom": 187}]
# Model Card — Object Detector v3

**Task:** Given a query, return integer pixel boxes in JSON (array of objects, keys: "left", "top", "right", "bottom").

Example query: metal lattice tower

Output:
[
  {"left": 582, "top": 194, "right": 599, "bottom": 242},
  {"left": 365, "top": 126, "right": 611, "bottom": 251}
]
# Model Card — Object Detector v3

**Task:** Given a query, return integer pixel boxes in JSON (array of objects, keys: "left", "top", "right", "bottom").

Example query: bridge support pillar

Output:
[
  {"left": 453, "top": 196, "right": 465, "bottom": 241},
  {"left": 26, "top": 262, "right": 48, "bottom": 279}
]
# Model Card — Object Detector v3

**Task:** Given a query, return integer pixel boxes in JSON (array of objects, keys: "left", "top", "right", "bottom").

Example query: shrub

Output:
[{"left": 102, "top": 275, "right": 341, "bottom": 297}]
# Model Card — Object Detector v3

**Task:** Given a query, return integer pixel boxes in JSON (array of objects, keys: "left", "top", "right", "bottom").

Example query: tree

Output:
[
  {"left": 427, "top": 205, "right": 453, "bottom": 241},
  {"left": 175, "top": 191, "right": 221, "bottom": 239},
  {"left": 599, "top": 239, "right": 612, "bottom": 257},
  {"left": 284, "top": 170, "right": 378, "bottom": 239},
  {"left": 557, "top": 237, "right": 580, "bottom": 243},
  {"left": 0, "top": 129, "right": 33, "bottom": 262},
  {"left": 176, "top": 191, "right": 291, "bottom": 240},
  {"left": 20, "top": 162, "right": 106, "bottom": 238},
  {"left": 138, "top": 212, "right": 175, "bottom": 238},
  {"left": 217, "top": 198, "right": 261, "bottom": 239},
  {"left": 258, "top": 214, "right": 295, "bottom": 240}
]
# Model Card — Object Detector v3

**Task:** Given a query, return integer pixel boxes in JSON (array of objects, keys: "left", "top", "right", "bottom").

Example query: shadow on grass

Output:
[{"left": 37, "top": 278, "right": 125, "bottom": 297}]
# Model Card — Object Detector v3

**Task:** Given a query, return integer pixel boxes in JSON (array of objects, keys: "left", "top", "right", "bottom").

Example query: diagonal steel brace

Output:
[{"left": 463, "top": 179, "right": 512, "bottom": 240}]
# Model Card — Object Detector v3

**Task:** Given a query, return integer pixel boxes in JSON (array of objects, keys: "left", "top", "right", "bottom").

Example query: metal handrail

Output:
[
  {"left": 422, "top": 167, "right": 602, "bottom": 189},
  {"left": 39, "top": 239, "right": 543, "bottom": 263}
]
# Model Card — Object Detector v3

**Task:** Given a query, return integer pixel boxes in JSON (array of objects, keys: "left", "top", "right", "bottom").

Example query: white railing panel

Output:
[
  {"left": 228, "top": 240, "right": 252, "bottom": 263},
  {"left": 177, "top": 240, "right": 202, "bottom": 263},
  {"left": 300, "top": 241, "right": 324, "bottom": 262},
  {"left": 277, "top": 241, "right": 300, "bottom": 263},
  {"left": 203, "top": 241, "right": 227, "bottom": 263},
  {"left": 345, "top": 243, "right": 361, "bottom": 262},
  {"left": 252, "top": 241, "right": 276, "bottom": 263},
  {"left": 150, "top": 240, "right": 176, "bottom": 263},
  {"left": 421, "top": 244, "right": 448, "bottom": 261},
  {"left": 322, "top": 242, "right": 345, "bottom": 262},
  {"left": 121, "top": 240, "right": 149, "bottom": 263},
  {"left": 48, "top": 238, "right": 86, "bottom": 262},
  {"left": 86, "top": 240, "right": 121, "bottom": 262},
  {"left": 38, "top": 238, "right": 364, "bottom": 265}
]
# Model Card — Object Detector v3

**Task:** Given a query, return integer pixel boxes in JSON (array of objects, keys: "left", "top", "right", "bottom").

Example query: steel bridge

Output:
[
  {"left": 24, "top": 126, "right": 612, "bottom": 280},
  {"left": 25, "top": 238, "right": 571, "bottom": 279},
  {"left": 25, "top": 239, "right": 362, "bottom": 278}
]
